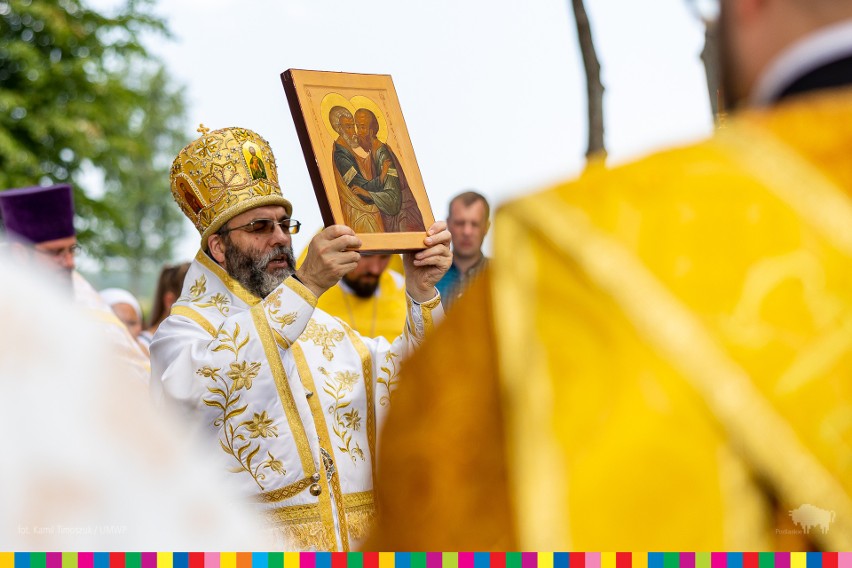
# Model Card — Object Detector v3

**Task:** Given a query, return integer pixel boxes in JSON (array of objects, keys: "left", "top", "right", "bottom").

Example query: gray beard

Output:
[
  {"left": 223, "top": 238, "right": 296, "bottom": 298},
  {"left": 344, "top": 133, "right": 360, "bottom": 149}
]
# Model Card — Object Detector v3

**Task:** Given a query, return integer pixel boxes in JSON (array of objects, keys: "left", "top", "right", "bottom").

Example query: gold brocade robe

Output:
[{"left": 367, "top": 90, "right": 852, "bottom": 551}]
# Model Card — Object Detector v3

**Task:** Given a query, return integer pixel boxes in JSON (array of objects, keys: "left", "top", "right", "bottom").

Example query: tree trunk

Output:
[
  {"left": 570, "top": 0, "right": 606, "bottom": 161},
  {"left": 684, "top": 1, "right": 723, "bottom": 121},
  {"left": 700, "top": 19, "right": 722, "bottom": 120}
]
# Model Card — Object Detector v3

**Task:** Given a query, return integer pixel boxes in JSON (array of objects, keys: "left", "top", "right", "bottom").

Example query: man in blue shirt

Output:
[{"left": 436, "top": 191, "right": 490, "bottom": 309}]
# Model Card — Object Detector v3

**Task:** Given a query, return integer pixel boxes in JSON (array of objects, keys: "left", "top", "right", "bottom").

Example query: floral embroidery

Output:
[
  {"left": 319, "top": 366, "right": 365, "bottom": 464},
  {"left": 188, "top": 275, "right": 207, "bottom": 301},
  {"left": 336, "top": 370, "right": 359, "bottom": 391},
  {"left": 264, "top": 289, "right": 298, "bottom": 328},
  {"left": 377, "top": 350, "right": 401, "bottom": 407},
  {"left": 342, "top": 408, "right": 362, "bottom": 431},
  {"left": 183, "top": 274, "right": 231, "bottom": 316},
  {"left": 267, "top": 452, "right": 286, "bottom": 475},
  {"left": 299, "top": 320, "right": 344, "bottom": 361},
  {"left": 227, "top": 360, "right": 261, "bottom": 390},
  {"left": 245, "top": 411, "right": 278, "bottom": 438},
  {"left": 198, "top": 324, "right": 282, "bottom": 490},
  {"left": 265, "top": 289, "right": 282, "bottom": 308},
  {"left": 196, "top": 292, "right": 231, "bottom": 315},
  {"left": 214, "top": 323, "right": 250, "bottom": 358}
]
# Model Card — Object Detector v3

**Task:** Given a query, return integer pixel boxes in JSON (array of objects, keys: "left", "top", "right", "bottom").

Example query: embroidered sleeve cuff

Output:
[
  {"left": 285, "top": 276, "right": 317, "bottom": 307},
  {"left": 405, "top": 290, "right": 444, "bottom": 339},
  {"left": 407, "top": 290, "right": 441, "bottom": 309},
  {"left": 253, "top": 277, "right": 317, "bottom": 349}
]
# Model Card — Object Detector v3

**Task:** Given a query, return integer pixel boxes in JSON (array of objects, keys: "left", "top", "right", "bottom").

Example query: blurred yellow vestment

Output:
[{"left": 367, "top": 90, "right": 852, "bottom": 551}]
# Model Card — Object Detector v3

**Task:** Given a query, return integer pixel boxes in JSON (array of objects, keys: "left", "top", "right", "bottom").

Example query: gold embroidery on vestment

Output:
[
  {"left": 377, "top": 351, "right": 401, "bottom": 409},
  {"left": 171, "top": 305, "right": 216, "bottom": 337},
  {"left": 343, "top": 490, "right": 376, "bottom": 542},
  {"left": 197, "top": 323, "right": 278, "bottom": 490},
  {"left": 300, "top": 320, "right": 345, "bottom": 361},
  {"left": 264, "top": 503, "right": 334, "bottom": 551},
  {"left": 285, "top": 276, "right": 318, "bottom": 308},
  {"left": 342, "top": 325, "right": 377, "bottom": 474},
  {"left": 292, "top": 343, "right": 353, "bottom": 551}
]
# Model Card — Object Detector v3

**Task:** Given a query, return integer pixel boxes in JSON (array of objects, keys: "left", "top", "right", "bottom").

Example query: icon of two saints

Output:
[{"left": 329, "top": 106, "right": 424, "bottom": 234}]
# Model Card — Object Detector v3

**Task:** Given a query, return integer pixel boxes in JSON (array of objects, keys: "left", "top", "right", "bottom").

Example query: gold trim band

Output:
[
  {"left": 291, "top": 342, "right": 349, "bottom": 551},
  {"left": 170, "top": 305, "right": 217, "bottom": 338},
  {"left": 265, "top": 502, "right": 321, "bottom": 525},
  {"left": 343, "top": 490, "right": 374, "bottom": 509},
  {"left": 251, "top": 305, "right": 316, "bottom": 476},
  {"left": 286, "top": 276, "right": 318, "bottom": 307},
  {"left": 255, "top": 476, "right": 314, "bottom": 504}
]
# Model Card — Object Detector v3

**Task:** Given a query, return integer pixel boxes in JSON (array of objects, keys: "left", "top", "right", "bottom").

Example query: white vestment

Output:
[{"left": 150, "top": 250, "right": 443, "bottom": 551}]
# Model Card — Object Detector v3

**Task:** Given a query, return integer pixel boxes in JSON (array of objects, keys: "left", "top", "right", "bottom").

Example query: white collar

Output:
[{"left": 751, "top": 19, "right": 852, "bottom": 106}]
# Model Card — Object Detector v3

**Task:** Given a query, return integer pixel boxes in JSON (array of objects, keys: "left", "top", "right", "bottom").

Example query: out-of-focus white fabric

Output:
[{"left": 0, "top": 254, "right": 275, "bottom": 550}]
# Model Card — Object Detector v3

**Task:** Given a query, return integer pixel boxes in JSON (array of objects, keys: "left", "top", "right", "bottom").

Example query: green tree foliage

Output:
[
  {"left": 0, "top": 0, "right": 188, "bottom": 289},
  {"left": 94, "top": 65, "right": 187, "bottom": 289}
]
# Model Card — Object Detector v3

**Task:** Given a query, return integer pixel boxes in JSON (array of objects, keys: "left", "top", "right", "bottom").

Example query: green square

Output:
[
  {"left": 125, "top": 553, "right": 141, "bottom": 568},
  {"left": 269, "top": 554, "right": 284, "bottom": 568},
  {"left": 347, "top": 554, "right": 363, "bottom": 568},
  {"left": 30, "top": 554, "right": 46, "bottom": 568},
  {"left": 507, "top": 553, "right": 522, "bottom": 568}
]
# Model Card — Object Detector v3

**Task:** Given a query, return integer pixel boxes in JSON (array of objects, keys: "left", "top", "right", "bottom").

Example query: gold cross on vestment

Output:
[{"left": 299, "top": 321, "right": 345, "bottom": 361}]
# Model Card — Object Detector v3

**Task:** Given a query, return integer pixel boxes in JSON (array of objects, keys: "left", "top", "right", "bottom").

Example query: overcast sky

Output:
[{"left": 107, "top": 0, "right": 715, "bottom": 258}]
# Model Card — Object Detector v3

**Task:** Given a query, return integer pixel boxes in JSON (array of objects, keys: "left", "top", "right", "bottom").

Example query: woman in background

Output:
[{"left": 138, "top": 262, "right": 189, "bottom": 348}]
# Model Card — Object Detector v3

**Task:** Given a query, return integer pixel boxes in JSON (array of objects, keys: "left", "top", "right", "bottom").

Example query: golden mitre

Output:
[{"left": 170, "top": 125, "right": 293, "bottom": 250}]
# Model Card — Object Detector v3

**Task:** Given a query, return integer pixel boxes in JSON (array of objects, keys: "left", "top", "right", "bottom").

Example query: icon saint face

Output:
[
  {"left": 338, "top": 115, "right": 359, "bottom": 149},
  {"left": 246, "top": 144, "right": 267, "bottom": 181},
  {"left": 177, "top": 178, "right": 203, "bottom": 214}
]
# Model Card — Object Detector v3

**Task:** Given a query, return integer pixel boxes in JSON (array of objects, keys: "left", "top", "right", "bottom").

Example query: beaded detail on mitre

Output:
[{"left": 170, "top": 125, "right": 293, "bottom": 250}]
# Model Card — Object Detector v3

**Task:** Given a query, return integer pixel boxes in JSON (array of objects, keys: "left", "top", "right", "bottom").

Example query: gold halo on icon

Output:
[
  {"left": 320, "top": 92, "right": 389, "bottom": 143},
  {"left": 320, "top": 92, "right": 355, "bottom": 140}
]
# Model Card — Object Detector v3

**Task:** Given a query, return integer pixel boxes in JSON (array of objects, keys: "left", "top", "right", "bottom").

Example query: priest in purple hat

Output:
[
  {"left": 0, "top": 184, "right": 78, "bottom": 286},
  {"left": 0, "top": 183, "right": 151, "bottom": 384}
]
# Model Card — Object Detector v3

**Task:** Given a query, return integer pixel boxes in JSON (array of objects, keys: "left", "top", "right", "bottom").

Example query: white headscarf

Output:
[{"left": 99, "top": 287, "right": 142, "bottom": 320}]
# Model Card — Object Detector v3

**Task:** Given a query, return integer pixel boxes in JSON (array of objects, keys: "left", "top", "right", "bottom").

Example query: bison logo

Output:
[{"left": 789, "top": 504, "right": 835, "bottom": 534}]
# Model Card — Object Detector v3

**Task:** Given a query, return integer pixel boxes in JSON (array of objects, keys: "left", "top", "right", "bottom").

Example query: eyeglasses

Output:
[
  {"left": 35, "top": 243, "right": 81, "bottom": 258},
  {"left": 219, "top": 218, "right": 301, "bottom": 236}
]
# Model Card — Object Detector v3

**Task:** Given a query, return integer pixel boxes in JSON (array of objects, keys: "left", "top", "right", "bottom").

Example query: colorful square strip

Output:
[{"left": 1, "top": 553, "right": 851, "bottom": 568}]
